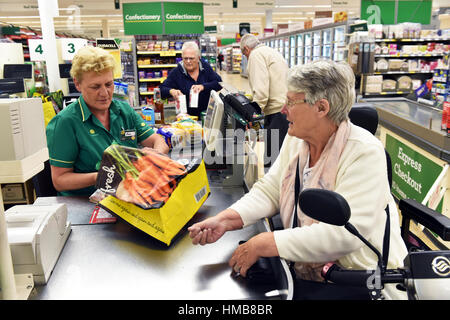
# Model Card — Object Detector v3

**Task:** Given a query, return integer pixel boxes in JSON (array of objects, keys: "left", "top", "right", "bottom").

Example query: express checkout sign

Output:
[{"left": 122, "top": 2, "right": 204, "bottom": 35}]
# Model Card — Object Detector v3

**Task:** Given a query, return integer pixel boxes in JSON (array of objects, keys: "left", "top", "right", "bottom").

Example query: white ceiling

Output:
[{"left": 0, "top": 0, "right": 447, "bottom": 39}]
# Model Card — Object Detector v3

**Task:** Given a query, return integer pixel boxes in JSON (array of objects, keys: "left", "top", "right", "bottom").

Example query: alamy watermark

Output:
[{"left": 170, "top": 128, "right": 282, "bottom": 166}]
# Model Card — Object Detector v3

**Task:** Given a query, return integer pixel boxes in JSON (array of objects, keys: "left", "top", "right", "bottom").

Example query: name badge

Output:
[{"left": 120, "top": 129, "right": 136, "bottom": 141}]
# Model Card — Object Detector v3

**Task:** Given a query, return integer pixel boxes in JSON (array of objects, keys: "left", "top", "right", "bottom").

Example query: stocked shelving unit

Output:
[
  {"left": 223, "top": 46, "right": 232, "bottom": 72},
  {"left": 431, "top": 67, "right": 450, "bottom": 105},
  {"left": 359, "top": 35, "right": 450, "bottom": 99},
  {"left": 222, "top": 43, "right": 241, "bottom": 74},
  {"left": 118, "top": 38, "right": 138, "bottom": 108},
  {"left": 262, "top": 20, "right": 352, "bottom": 68},
  {"left": 200, "top": 35, "right": 217, "bottom": 71},
  {"left": 231, "top": 44, "right": 241, "bottom": 73}
]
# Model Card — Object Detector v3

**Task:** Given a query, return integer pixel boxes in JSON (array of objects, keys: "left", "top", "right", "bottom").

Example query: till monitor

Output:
[
  {"left": 3, "top": 64, "right": 33, "bottom": 79},
  {"left": 203, "top": 90, "right": 224, "bottom": 152},
  {"left": 59, "top": 64, "right": 72, "bottom": 79}
]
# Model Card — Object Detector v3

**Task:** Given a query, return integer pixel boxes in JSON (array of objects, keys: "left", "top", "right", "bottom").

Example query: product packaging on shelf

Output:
[
  {"left": 96, "top": 144, "right": 210, "bottom": 245},
  {"left": 442, "top": 102, "right": 450, "bottom": 131}
]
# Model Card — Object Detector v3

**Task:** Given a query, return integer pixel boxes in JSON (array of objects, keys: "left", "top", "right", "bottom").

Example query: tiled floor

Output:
[{"left": 217, "top": 70, "right": 251, "bottom": 95}]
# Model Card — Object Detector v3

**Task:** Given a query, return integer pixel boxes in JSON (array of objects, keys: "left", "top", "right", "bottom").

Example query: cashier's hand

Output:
[
  {"left": 188, "top": 208, "right": 244, "bottom": 245},
  {"left": 169, "top": 89, "right": 183, "bottom": 99},
  {"left": 229, "top": 232, "right": 279, "bottom": 277},
  {"left": 190, "top": 85, "right": 204, "bottom": 94}
]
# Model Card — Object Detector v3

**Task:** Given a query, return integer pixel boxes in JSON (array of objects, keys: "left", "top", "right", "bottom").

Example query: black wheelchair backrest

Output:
[{"left": 348, "top": 103, "right": 379, "bottom": 136}]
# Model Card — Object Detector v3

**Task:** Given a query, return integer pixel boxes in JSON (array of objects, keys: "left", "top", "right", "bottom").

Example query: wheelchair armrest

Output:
[{"left": 399, "top": 198, "right": 450, "bottom": 241}]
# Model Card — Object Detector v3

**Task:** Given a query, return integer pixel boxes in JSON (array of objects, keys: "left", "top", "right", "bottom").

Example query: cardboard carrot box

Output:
[{"left": 96, "top": 145, "right": 210, "bottom": 245}]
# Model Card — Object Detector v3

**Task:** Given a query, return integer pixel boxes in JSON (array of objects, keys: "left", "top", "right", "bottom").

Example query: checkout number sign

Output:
[
  {"left": 28, "top": 38, "right": 88, "bottom": 61},
  {"left": 60, "top": 38, "right": 88, "bottom": 61},
  {"left": 28, "top": 39, "right": 46, "bottom": 61}
]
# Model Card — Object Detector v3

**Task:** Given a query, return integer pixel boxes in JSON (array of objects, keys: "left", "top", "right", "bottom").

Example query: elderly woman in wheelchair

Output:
[{"left": 189, "top": 60, "right": 412, "bottom": 300}]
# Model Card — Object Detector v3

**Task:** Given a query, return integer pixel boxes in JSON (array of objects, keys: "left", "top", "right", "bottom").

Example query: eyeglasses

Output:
[
  {"left": 285, "top": 99, "right": 307, "bottom": 108},
  {"left": 182, "top": 57, "right": 196, "bottom": 61}
]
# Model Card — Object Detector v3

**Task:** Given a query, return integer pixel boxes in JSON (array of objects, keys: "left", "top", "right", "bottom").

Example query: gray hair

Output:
[
  {"left": 287, "top": 60, "right": 355, "bottom": 125},
  {"left": 240, "top": 34, "right": 260, "bottom": 51},
  {"left": 182, "top": 41, "right": 201, "bottom": 57}
]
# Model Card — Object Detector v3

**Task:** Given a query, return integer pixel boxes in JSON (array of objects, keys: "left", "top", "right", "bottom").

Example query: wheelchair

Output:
[
  {"left": 268, "top": 103, "right": 450, "bottom": 300},
  {"left": 300, "top": 104, "right": 450, "bottom": 300}
]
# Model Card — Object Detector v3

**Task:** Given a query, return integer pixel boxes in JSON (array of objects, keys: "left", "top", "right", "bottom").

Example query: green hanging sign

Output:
[
  {"left": 385, "top": 134, "right": 443, "bottom": 212},
  {"left": 122, "top": 2, "right": 204, "bottom": 35},
  {"left": 360, "top": 0, "right": 432, "bottom": 25},
  {"left": 163, "top": 2, "right": 204, "bottom": 34},
  {"left": 123, "top": 2, "right": 163, "bottom": 35}
]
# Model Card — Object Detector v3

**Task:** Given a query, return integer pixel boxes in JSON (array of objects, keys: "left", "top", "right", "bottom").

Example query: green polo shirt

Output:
[{"left": 46, "top": 96, "right": 154, "bottom": 196}]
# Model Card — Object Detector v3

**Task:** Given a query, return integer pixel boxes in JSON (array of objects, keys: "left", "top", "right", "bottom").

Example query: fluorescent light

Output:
[
  {"left": 223, "top": 12, "right": 264, "bottom": 15},
  {"left": 0, "top": 16, "right": 40, "bottom": 19},
  {"left": 278, "top": 5, "right": 313, "bottom": 8},
  {"left": 276, "top": 17, "right": 308, "bottom": 20},
  {"left": 275, "top": 12, "right": 304, "bottom": 15}
]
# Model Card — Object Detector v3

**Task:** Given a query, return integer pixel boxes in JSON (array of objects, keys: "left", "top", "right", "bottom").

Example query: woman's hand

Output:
[
  {"left": 169, "top": 89, "right": 183, "bottom": 99},
  {"left": 188, "top": 216, "right": 227, "bottom": 245},
  {"left": 141, "top": 134, "right": 169, "bottom": 155},
  {"left": 188, "top": 208, "right": 244, "bottom": 245},
  {"left": 229, "top": 232, "right": 279, "bottom": 277}
]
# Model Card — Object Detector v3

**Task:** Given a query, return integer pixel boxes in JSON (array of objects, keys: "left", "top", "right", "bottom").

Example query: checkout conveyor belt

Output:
[
  {"left": 361, "top": 97, "right": 449, "bottom": 162},
  {"left": 29, "top": 170, "right": 293, "bottom": 300}
]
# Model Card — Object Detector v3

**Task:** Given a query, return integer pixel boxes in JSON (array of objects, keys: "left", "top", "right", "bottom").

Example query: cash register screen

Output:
[
  {"left": 203, "top": 90, "right": 224, "bottom": 152},
  {"left": 59, "top": 63, "right": 72, "bottom": 78},
  {"left": 3, "top": 64, "right": 33, "bottom": 79}
]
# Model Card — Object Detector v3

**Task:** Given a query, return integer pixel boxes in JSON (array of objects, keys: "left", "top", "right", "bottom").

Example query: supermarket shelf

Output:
[
  {"left": 374, "top": 38, "right": 449, "bottom": 42},
  {"left": 364, "top": 91, "right": 413, "bottom": 96},
  {"left": 375, "top": 53, "right": 445, "bottom": 58},
  {"left": 137, "top": 50, "right": 182, "bottom": 56},
  {"left": 373, "top": 71, "right": 434, "bottom": 75},
  {"left": 138, "top": 64, "right": 177, "bottom": 68},
  {"left": 138, "top": 77, "right": 167, "bottom": 82}
]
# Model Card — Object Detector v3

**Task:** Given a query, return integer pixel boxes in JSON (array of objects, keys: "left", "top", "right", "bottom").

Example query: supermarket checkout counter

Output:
[
  {"left": 28, "top": 170, "right": 293, "bottom": 300},
  {"left": 361, "top": 97, "right": 449, "bottom": 249}
]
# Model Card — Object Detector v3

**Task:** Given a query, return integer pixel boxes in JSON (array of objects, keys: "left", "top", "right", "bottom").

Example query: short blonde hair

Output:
[{"left": 70, "top": 46, "right": 115, "bottom": 82}]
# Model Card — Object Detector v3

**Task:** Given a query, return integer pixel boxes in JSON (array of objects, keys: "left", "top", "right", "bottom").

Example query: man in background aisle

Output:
[{"left": 240, "top": 34, "right": 289, "bottom": 167}]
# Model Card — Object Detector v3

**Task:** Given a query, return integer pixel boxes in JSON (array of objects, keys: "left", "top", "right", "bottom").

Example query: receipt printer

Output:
[
  {"left": 5, "top": 203, "right": 71, "bottom": 284},
  {"left": 222, "top": 93, "right": 262, "bottom": 123}
]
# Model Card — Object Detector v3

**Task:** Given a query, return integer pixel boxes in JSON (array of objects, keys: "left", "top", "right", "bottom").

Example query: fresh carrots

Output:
[{"left": 104, "top": 145, "right": 187, "bottom": 208}]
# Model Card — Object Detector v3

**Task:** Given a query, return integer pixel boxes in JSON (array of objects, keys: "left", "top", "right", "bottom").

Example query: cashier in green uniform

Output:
[{"left": 46, "top": 46, "right": 169, "bottom": 196}]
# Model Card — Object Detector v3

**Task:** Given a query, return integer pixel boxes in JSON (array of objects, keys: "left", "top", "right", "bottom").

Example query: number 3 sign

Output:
[{"left": 60, "top": 38, "right": 88, "bottom": 61}]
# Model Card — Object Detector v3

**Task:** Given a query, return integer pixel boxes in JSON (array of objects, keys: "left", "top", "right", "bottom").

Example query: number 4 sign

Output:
[{"left": 28, "top": 39, "right": 46, "bottom": 61}]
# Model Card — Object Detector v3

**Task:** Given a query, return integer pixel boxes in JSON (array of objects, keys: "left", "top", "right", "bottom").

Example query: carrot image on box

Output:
[{"left": 96, "top": 144, "right": 210, "bottom": 245}]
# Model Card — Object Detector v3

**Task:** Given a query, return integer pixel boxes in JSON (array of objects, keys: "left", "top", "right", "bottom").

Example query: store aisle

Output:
[{"left": 217, "top": 70, "right": 251, "bottom": 94}]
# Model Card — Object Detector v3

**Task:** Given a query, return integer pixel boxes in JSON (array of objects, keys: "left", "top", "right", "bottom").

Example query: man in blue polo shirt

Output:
[
  {"left": 46, "top": 46, "right": 168, "bottom": 196},
  {"left": 160, "top": 41, "right": 222, "bottom": 117}
]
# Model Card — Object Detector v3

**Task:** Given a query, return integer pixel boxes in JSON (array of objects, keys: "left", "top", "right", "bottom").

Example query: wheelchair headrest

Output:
[{"left": 349, "top": 103, "right": 379, "bottom": 136}]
